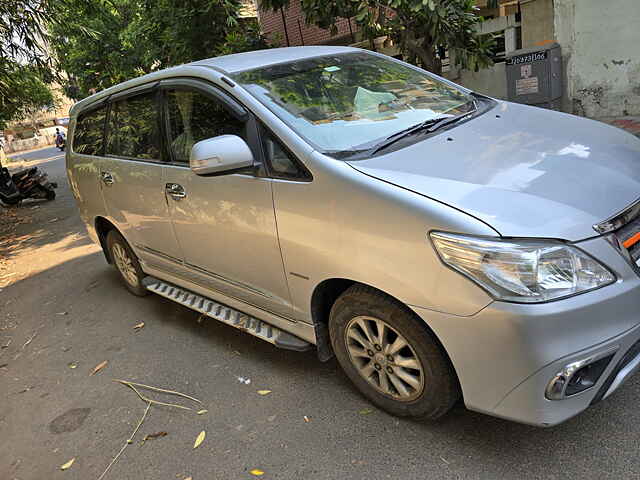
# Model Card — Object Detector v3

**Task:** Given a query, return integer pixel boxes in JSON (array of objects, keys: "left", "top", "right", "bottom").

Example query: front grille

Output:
[{"left": 615, "top": 215, "right": 640, "bottom": 263}]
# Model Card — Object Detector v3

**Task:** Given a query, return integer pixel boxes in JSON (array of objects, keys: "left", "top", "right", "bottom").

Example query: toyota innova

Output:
[{"left": 67, "top": 46, "right": 640, "bottom": 426}]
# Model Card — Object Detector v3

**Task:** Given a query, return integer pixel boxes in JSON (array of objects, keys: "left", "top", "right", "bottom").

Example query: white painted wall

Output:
[
  {"left": 443, "top": 14, "right": 518, "bottom": 99},
  {"left": 446, "top": 62, "right": 508, "bottom": 99},
  {"left": 555, "top": 0, "right": 640, "bottom": 117}
]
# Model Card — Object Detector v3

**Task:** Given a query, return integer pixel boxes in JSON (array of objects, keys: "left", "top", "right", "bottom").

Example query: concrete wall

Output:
[
  {"left": 520, "top": 0, "right": 555, "bottom": 48},
  {"left": 443, "top": 14, "right": 518, "bottom": 99},
  {"left": 555, "top": 0, "right": 640, "bottom": 117},
  {"left": 445, "top": 62, "right": 508, "bottom": 99}
]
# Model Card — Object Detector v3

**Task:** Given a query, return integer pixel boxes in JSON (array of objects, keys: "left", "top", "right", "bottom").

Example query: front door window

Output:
[{"left": 165, "top": 89, "right": 245, "bottom": 163}]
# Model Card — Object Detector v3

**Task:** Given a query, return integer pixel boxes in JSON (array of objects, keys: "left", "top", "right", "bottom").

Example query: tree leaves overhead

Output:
[
  {"left": 47, "top": 0, "right": 269, "bottom": 100},
  {"left": 0, "top": 1, "right": 56, "bottom": 129},
  {"left": 0, "top": 66, "right": 55, "bottom": 130},
  {"left": 260, "top": 0, "right": 495, "bottom": 75}
]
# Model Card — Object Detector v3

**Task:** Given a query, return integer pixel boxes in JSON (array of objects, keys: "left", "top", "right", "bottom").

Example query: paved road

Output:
[
  {"left": 7, "top": 146, "right": 64, "bottom": 162},
  {"left": 2, "top": 146, "right": 640, "bottom": 480}
]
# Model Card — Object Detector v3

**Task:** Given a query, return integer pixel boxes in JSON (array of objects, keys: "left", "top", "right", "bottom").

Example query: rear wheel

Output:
[
  {"left": 329, "top": 285, "right": 459, "bottom": 419},
  {"left": 106, "top": 230, "right": 148, "bottom": 296}
]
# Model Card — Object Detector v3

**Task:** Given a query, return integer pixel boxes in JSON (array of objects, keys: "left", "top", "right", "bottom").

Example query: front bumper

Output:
[{"left": 413, "top": 235, "right": 640, "bottom": 426}]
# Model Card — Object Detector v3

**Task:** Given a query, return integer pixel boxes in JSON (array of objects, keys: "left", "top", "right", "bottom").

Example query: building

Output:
[
  {"left": 258, "top": 1, "right": 359, "bottom": 48},
  {"left": 257, "top": 0, "right": 640, "bottom": 119}
]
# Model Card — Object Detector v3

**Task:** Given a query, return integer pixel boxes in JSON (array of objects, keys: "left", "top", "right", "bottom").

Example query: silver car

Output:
[{"left": 66, "top": 46, "right": 640, "bottom": 426}]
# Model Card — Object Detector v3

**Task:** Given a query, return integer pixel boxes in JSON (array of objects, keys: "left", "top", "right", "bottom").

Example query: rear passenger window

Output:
[
  {"left": 106, "top": 92, "right": 160, "bottom": 160},
  {"left": 165, "top": 89, "right": 245, "bottom": 163},
  {"left": 73, "top": 107, "right": 107, "bottom": 155}
]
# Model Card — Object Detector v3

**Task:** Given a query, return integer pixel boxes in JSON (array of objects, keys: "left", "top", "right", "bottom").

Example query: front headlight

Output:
[{"left": 430, "top": 232, "right": 615, "bottom": 303}]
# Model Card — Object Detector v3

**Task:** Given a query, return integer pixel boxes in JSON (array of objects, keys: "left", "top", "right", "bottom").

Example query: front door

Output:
[
  {"left": 100, "top": 88, "right": 182, "bottom": 268},
  {"left": 160, "top": 83, "right": 293, "bottom": 318}
]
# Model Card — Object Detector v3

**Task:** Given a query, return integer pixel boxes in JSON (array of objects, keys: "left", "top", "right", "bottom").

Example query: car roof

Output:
[
  {"left": 70, "top": 46, "right": 359, "bottom": 117},
  {"left": 191, "top": 45, "right": 358, "bottom": 73}
]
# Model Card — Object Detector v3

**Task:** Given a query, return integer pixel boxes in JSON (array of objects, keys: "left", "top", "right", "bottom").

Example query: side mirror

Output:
[{"left": 190, "top": 135, "right": 254, "bottom": 176}]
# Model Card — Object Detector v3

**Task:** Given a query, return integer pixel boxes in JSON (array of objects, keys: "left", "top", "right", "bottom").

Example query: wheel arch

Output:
[
  {"left": 310, "top": 278, "right": 461, "bottom": 394},
  {"left": 94, "top": 216, "right": 118, "bottom": 264}
]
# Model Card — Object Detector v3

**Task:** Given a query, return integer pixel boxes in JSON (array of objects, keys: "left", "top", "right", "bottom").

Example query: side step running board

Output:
[{"left": 142, "top": 276, "right": 312, "bottom": 352}]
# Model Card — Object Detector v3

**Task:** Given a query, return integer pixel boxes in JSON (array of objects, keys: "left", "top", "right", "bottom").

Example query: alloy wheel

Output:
[
  {"left": 112, "top": 243, "right": 139, "bottom": 287},
  {"left": 345, "top": 315, "right": 425, "bottom": 401}
]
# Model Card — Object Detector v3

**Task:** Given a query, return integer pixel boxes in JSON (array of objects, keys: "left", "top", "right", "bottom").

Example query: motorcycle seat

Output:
[{"left": 11, "top": 167, "right": 37, "bottom": 180}]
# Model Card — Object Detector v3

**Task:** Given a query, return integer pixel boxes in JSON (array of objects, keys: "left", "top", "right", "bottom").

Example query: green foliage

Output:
[
  {"left": 48, "top": 0, "right": 146, "bottom": 100},
  {"left": 260, "top": 0, "right": 494, "bottom": 75},
  {"left": 0, "top": 1, "right": 56, "bottom": 129},
  {"left": 120, "top": 0, "right": 244, "bottom": 68},
  {"left": 217, "top": 21, "right": 271, "bottom": 56},
  {"left": 0, "top": 67, "right": 55, "bottom": 130},
  {"left": 49, "top": 0, "right": 272, "bottom": 100}
]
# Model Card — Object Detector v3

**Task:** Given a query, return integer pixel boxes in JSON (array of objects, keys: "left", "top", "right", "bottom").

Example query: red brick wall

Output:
[{"left": 258, "top": 1, "right": 358, "bottom": 47}]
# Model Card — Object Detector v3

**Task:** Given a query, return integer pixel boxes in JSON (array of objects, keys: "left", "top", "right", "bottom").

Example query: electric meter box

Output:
[{"left": 506, "top": 43, "right": 562, "bottom": 109}]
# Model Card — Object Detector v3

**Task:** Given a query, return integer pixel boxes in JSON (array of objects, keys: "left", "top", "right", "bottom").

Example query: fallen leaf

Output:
[
  {"left": 193, "top": 430, "right": 205, "bottom": 449},
  {"left": 250, "top": 469, "right": 265, "bottom": 476},
  {"left": 90, "top": 360, "right": 108, "bottom": 376},
  {"left": 68, "top": 362, "right": 77, "bottom": 369},
  {"left": 359, "top": 408, "right": 373, "bottom": 415},
  {"left": 60, "top": 458, "right": 75, "bottom": 470},
  {"left": 184, "top": 477, "right": 193, "bottom": 480},
  {"left": 197, "top": 409, "right": 208, "bottom": 415},
  {"left": 142, "top": 431, "right": 167, "bottom": 443},
  {"left": 303, "top": 415, "right": 310, "bottom": 423},
  {"left": 56, "top": 312, "right": 68, "bottom": 316},
  {"left": 133, "top": 322, "right": 145, "bottom": 330},
  {"left": 257, "top": 390, "right": 271, "bottom": 396},
  {"left": 49, "top": 218, "right": 59, "bottom": 223}
]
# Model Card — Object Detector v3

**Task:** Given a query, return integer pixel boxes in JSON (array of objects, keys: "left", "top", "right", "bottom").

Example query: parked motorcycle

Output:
[{"left": 0, "top": 161, "right": 57, "bottom": 206}]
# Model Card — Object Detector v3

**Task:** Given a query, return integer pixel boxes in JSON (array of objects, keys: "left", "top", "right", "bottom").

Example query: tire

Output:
[
  {"left": 329, "top": 284, "right": 459, "bottom": 420},
  {"left": 0, "top": 196, "right": 21, "bottom": 206},
  {"left": 44, "top": 186, "right": 56, "bottom": 200},
  {"left": 106, "top": 230, "right": 148, "bottom": 296}
]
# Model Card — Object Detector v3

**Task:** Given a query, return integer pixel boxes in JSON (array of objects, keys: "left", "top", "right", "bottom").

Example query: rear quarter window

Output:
[{"left": 73, "top": 107, "right": 107, "bottom": 155}]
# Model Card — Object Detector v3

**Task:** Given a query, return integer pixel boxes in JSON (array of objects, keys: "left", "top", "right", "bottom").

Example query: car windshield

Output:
[{"left": 231, "top": 52, "right": 475, "bottom": 155}]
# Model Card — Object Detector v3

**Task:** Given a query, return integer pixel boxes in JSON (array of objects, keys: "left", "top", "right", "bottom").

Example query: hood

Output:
[{"left": 347, "top": 102, "right": 640, "bottom": 241}]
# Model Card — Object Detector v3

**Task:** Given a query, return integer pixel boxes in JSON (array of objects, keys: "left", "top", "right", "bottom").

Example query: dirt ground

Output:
[{"left": 2, "top": 148, "right": 640, "bottom": 480}]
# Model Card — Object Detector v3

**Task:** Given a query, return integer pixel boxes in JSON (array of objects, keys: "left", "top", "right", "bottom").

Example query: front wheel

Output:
[
  {"left": 329, "top": 285, "right": 459, "bottom": 420},
  {"left": 106, "top": 230, "right": 148, "bottom": 296}
]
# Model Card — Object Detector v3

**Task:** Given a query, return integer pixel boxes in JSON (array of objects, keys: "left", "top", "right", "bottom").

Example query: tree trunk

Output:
[
  {"left": 419, "top": 38, "right": 442, "bottom": 75},
  {"left": 403, "top": 33, "right": 442, "bottom": 75}
]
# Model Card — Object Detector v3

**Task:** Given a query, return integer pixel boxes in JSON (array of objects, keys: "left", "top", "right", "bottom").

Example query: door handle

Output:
[
  {"left": 100, "top": 171, "right": 114, "bottom": 185},
  {"left": 165, "top": 183, "right": 186, "bottom": 200}
]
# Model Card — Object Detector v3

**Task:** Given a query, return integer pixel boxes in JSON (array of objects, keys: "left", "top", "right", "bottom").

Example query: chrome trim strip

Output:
[
  {"left": 603, "top": 351, "right": 640, "bottom": 399},
  {"left": 135, "top": 244, "right": 273, "bottom": 299},
  {"left": 184, "top": 262, "right": 272, "bottom": 299},
  {"left": 593, "top": 197, "right": 640, "bottom": 234},
  {"left": 545, "top": 346, "right": 619, "bottom": 400},
  {"left": 135, "top": 244, "right": 183, "bottom": 264}
]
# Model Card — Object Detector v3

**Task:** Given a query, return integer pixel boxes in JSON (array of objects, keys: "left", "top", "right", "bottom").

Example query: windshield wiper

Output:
[{"left": 368, "top": 108, "right": 477, "bottom": 156}]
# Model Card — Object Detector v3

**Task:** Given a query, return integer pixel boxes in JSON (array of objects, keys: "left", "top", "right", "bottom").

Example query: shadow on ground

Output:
[{"left": 2, "top": 248, "right": 640, "bottom": 479}]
